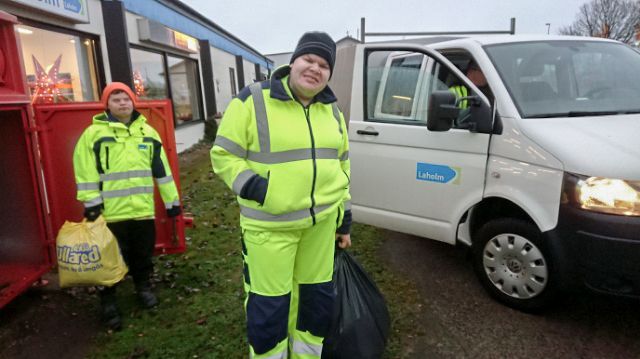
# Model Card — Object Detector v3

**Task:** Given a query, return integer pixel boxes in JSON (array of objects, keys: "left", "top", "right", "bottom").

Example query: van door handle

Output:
[{"left": 356, "top": 130, "right": 379, "bottom": 136}]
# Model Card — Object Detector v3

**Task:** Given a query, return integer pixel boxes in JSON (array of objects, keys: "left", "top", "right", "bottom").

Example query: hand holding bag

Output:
[
  {"left": 56, "top": 216, "right": 127, "bottom": 288},
  {"left": 322, "top": 248, "right": 391, "bottom": 359}
]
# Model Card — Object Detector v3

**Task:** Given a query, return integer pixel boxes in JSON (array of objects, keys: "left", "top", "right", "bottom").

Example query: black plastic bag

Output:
[{"left": 322, "top": 248, "right": 390, "bottom": 359}]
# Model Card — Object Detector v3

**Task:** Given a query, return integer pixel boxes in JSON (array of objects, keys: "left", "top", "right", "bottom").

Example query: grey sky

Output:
[{"left": 181, "top": 0, "right": 588, "bottom": 54}]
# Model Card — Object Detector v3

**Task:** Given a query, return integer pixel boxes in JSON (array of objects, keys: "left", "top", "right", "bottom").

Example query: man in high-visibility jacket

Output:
[
  {"left": 211, "top": 31, "right": 351, "bottom": 358},
  {"left": 449, "top": 61, "right": 490, "bottom": 108},
  {"left": 73, "top": 82, "right": 181, "bottom": 330},
  {"left": 449, "top": 60, "right": 493, "bottom": 126}
]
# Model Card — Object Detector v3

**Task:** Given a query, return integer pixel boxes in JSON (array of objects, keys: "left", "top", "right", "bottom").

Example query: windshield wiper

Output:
[{"left": 527, "top": 111, "right": 620, "bottom": 118}]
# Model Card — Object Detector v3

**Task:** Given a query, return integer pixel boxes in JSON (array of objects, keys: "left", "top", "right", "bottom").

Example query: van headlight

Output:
[{"left": 563, "top": 173, "right": 640, "bottom": 216}]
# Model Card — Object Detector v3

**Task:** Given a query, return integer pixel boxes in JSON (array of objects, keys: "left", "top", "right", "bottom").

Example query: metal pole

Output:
[
  {"left": 361, "top": 17, "right": 365, "bottom": 43},
  {"left": 364, "top": 17, "right": 516, "bottom": 38},
  {"left": 366, "top": 30, "right": 514, "bottom": 36},
  {"left": 546, "top": 23, "right": 551, "bottom": 35}
]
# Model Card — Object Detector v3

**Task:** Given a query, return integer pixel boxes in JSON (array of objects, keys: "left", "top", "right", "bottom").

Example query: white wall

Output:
[
  {"left": 266, "top": 52, "right": 292, "bottom": 69},
  {"left": 243, "top": 59, "right": 256, "bottom": 85},
  {"left": 175, "top": 122, "right": 204, "bottom": 153},
  {"left": 211, "top": 46, "right": 237, "bottom": 113}
]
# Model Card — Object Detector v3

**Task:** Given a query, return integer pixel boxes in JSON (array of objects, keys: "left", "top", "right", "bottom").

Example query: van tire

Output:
[{"left": 472, "top": 218, "right": 557, "bottom": 312}]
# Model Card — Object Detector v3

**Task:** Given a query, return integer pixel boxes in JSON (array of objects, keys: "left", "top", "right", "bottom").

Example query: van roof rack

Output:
[{"left": 359, "top": 17, "right": 516, "bottom": 43}]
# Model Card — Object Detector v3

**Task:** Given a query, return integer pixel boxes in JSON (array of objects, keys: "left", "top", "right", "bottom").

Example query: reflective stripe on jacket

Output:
[
  {"left": 73, "top": 111, "right": 180, "bottom": 221},
  {"left": 211, "top": 66, "right": 351, "bottom": 231}
]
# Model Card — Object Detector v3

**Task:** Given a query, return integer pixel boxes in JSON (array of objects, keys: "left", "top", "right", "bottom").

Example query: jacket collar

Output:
[
  {"left": 269, "top": 65, "right": 337, "bottom": 104},
  {"left": 94, "top": 110, "right": 144, "bottom": 127}
]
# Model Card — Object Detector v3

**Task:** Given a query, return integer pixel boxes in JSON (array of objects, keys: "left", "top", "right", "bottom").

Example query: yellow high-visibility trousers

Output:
[{"left": 242, "top": 209, "right": 339, "bottom": 358}]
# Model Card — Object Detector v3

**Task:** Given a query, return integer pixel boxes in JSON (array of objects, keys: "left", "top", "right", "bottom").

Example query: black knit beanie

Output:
[{"left": 289, "top": 31, "right": 336, "bottom": 74}]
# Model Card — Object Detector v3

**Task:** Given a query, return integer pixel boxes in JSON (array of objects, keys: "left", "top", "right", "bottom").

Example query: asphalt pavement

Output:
[{"left": 380, "top": 230, "right": 640, "bottom": 359}]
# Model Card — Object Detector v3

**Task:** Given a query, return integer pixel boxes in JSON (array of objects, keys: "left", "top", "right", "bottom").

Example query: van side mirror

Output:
[
  {"left": 427, "top": 91, "right": 458, "bottom": 131},
  {"left": 468, "top": 97, "right": 493, "bottom": 134}
]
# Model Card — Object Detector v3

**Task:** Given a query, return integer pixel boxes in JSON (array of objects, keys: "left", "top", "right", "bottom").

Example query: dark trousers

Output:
[{"left": 100, "top": 219, "right": 156, "bottom": 300}]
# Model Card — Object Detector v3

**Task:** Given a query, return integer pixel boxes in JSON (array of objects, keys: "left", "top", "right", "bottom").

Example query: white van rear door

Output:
[{"left": 349, "top": 45, "right": 491, "bottom": 243}]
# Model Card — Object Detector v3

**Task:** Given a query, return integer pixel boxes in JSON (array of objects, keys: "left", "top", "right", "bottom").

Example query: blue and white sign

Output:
[
  {"left": 416, "top": 163, "right": 460, "bottom": 184},
  {"left": 10, "top": 0, "right": 89, "bottom": 23}
]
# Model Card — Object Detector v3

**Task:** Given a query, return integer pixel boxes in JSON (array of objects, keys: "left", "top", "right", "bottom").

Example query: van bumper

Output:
[{"left": 545, "top": 204, "right": 640, "bottom": 297}]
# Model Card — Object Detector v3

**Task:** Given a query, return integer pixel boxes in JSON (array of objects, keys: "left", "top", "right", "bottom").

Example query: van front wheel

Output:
[{"left": 472, "top": 218, "right": 557, "bottom": 311}]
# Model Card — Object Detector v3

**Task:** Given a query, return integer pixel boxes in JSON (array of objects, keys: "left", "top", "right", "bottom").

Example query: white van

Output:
[{"left": 331, "top": 35, "right": 640, "bottom": 310}]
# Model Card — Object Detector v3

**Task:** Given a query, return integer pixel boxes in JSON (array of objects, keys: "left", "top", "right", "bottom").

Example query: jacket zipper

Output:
[
  {"left": 105, "top": 146, "right": 110, "bottom": 170},
  {"left": 302, "top": 105, "right": 318, "bottom": 225}
]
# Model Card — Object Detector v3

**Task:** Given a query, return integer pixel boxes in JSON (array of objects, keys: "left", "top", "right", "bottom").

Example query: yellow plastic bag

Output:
[{"left": 56, "top": 216, "right": 128, "bottom": 288}]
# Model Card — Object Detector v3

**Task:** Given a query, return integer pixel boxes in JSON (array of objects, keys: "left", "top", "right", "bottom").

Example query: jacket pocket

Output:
[
  {"left": 262, "top": 165, "right": 311, "bottom": 215},
  {"left": 243, "top": 229, "right": 270, "bottom": 245}
]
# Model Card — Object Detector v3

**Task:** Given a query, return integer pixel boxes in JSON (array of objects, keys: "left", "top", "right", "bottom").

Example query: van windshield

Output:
[{"left": 485, "top": 41, "right": 640, "bottom": 118}]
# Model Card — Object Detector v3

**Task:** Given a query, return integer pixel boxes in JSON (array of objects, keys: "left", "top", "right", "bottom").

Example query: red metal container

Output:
[
  {"left": 0, "top": 10, "right": 187, "bottom": 309},
  {"left": 0, "top": 11, "right": 52, "bottom": 309},
  {"left": 33, "top": 101, "right": 187, "bottom": 256}
]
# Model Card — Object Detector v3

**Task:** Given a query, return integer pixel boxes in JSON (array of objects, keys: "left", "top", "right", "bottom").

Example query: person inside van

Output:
[
  {"left": 450, "top": 61, "right": 493, "bottom": 107},
  {"left": 449, "top": 60, "right": 494, "bottom": 126}
]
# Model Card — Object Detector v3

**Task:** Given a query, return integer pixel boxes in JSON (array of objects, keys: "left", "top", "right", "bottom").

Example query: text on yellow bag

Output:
[{"left": 56, "top": 216, "right": 128, "bottom": 287}]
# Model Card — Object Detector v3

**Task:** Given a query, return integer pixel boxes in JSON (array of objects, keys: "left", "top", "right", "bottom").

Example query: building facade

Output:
[
  {"left": 1, "top": 0, "right": 272, "bottom": 152},
  {"left": 266, "top": 35, "right": 360, "bottom": 69}
]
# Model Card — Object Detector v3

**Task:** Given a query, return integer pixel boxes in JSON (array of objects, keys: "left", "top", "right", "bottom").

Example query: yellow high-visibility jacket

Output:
[
  {"left": 211, "top": 66, "right": 351, "bottom": 231},
  {"left": 449, "top": 85, "right": 469, "bottom": 109},
  {"left": 73, "top": 111, "right": 180, "bottom": 221}
]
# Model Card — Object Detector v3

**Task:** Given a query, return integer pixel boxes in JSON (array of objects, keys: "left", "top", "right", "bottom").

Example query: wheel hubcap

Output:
[
  {"left": 482, "top": 233, "right": 548, "bottom": 299},
  {"left": 507, "top": 258, "right": 523, "bottom": 273}
]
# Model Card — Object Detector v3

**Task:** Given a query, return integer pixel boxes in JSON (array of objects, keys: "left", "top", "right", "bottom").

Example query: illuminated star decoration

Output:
[{"left": 31, "top": 54, "right": 63, "bottom": 104}]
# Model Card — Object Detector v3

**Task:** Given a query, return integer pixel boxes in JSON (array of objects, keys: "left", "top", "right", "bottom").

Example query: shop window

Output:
[
  {"left": 131, "top": 48, "right": 168, "bottom": 99},
  {"left": 168, "top": 56, "right": 203, "bottom": 125},
  {"left": 130, "top": 47, "right": 203, "bottom": 126},
  {"left": 16, "top": 24, "right": 99, "bottom": 104}
]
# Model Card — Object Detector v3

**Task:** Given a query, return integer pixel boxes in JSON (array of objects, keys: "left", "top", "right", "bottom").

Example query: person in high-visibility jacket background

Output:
[
  {"left": 449, "top": 60, "right": 493, "bottom": 127},
  {"left": 73, "top": 82, "right": 181, "bottom": 331},
  {"left": 211, "top": 31, "right": 351, "bottom": 358}
]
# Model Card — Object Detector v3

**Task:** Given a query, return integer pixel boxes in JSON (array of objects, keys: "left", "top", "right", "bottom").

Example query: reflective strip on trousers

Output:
[
  {"left": 164, "top": 200, "right": 180, "bottom": 209},
  {"left": 233, "top": 169, "right": 256, "bottom": 195},
  {"left": 100, "top": 170, "right": 152, "bottom": 181},
  {"left": 102, "top": 186, "right": 154, "bottom": 198},
  {"left": 84, "top": 197, "right": 103, "bottom": 207},
  {"left": 77, "top": 182, "right": 100, "bottom": 191},
  {"left": 292, "top": 340, "right": 322, "bottom": 356},
  {"left": 240, "top": 204, "right": 332, "bottom": 222},
  {"left": 216, "top": 136, "right": 339, "bottom": 164},
  {"left": 155, "top": 175, "right": 174, "bottom": 185},
  {"left": 249, "top": 83, "right": 270, "bottom": 153}
]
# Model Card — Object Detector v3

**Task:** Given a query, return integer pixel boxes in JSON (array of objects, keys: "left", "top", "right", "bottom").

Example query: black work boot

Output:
[
  {"left": 135, "top": 282, "right": 158, "bottom": 309},
  {"left": 99, "top": 289, "right": 122, "bottom": 331}
]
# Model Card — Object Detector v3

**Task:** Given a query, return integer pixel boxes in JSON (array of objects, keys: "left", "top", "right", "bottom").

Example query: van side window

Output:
[
  {"left": 380, "top": 54, "right": 423, "bottom": 117},
  {"left": 438, "top": 53, "right": 493, "bottom": 128},
  {"left": 365, "top": 50, "right": 477, "bottom": 128},
  {"left": 366, "top": 51, "right": 435, "bottom": 125}
]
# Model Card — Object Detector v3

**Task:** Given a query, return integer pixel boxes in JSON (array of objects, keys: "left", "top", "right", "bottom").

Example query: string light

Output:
[{"left": 133, "top": 70, "right": 146, "bottom": 96}]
